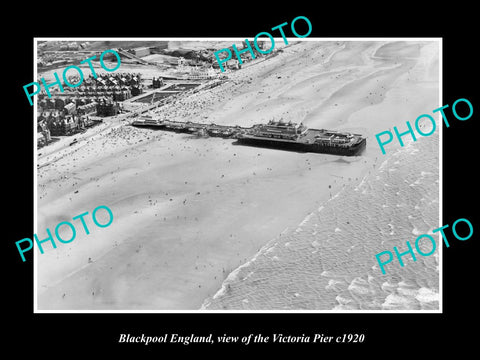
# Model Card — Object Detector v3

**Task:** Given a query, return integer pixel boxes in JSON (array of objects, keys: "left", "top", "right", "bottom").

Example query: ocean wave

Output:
[
  {"left": 382, "top": 293, "right": 417, "bottom": 310},
  {"left": 202, "top": 132, "right": 439, "bottom": 310},
  {"left": 415, "top": 287, "right": 439, "bottom": 303}
]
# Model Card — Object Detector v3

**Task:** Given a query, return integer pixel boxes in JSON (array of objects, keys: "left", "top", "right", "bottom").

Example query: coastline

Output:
[{"left": 36, "top": 39, "right": 439, "bottom": 310}]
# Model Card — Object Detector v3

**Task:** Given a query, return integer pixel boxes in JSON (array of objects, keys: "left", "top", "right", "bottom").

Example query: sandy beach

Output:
[{"left": 36, "top": 39, "right": 439, "bottom": 310}]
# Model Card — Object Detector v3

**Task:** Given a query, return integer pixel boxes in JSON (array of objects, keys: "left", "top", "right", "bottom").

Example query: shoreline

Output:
[
  {"left": 36, "top": 39, "right": 439, "bottom": 310},
  {"left": 202, "top": 133, "right": 439, "bottom": 310}
]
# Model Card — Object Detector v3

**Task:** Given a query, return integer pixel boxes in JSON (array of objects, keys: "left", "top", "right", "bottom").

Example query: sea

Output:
[{"left": 202, "top": 132, "right": 440, "bottom": 311}]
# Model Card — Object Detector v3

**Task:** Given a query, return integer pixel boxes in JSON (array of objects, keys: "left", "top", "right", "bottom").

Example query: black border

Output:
[{"left": 6, "top": 5, "right": 478, "bottom": 355}]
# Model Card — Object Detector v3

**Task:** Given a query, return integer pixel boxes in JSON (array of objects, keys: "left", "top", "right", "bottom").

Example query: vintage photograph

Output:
[{"left": 34, "top": 38, "right": 440, "bottom": 311}]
